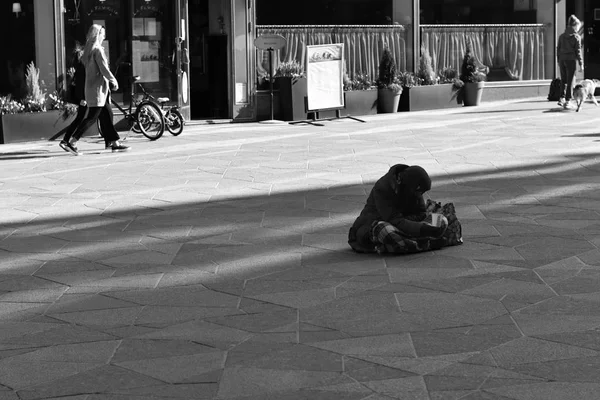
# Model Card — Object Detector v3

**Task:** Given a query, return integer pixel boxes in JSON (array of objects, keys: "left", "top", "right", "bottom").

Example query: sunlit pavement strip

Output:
[{"left": 2, "top": 97, "right": 600, "bottom": 399}]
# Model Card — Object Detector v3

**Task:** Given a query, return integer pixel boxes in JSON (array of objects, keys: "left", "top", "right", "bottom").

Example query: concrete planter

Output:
[
  {"left": 0, "top": 110, "right": 75, "bottom": 144},
  {"left": 275, "top": 76, "right": 308, "bottom": 121},
  {"left": 256, "top": 90, "right": 282, "bottom": 121},
  {"left": 343, "top": 89, "right": 378, "bottom": 116},
  {"left": 399, "top": 84, "right": 462, "bottom": 112}
]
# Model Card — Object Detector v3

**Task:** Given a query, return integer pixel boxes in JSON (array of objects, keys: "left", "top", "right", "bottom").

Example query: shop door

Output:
[
  {"left": 175, "top": 0, "right": 191, "bottom": 120},
  {"left": 584, "top": 0, "right": 600, "bottom": 80},
  {"left": 188, "top": 0, "right": 230, "bottom": 119}
]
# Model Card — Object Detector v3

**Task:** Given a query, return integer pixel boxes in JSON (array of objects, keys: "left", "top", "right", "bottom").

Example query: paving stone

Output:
[
  {"left": 107, "top": 286, "right": 240, "bottom": 307},
  {"left": 115, "top": 350, "right": 225, "bottom": 383},
  {"left": 216, "top": 367, "right": 353, "bottom": 398},
  {"left": 362, "top": 376, "right": 429, "bottom": 399},
  {"left": 488, "top": 382, "right": 600, "bottom": 400},
  {"left": 133, "top": 320, "right": 252, "bottom": 349},
  {"left": 226, "top": 343, "right": 343, "bottom": 371},
  {"left": 16, "top": 365, "right": 164, "bottom": 400},
  {"left": 111, "top": 339, "right": 215, "bottom": 363},
  {"left": 395, "top": 292, "right": 507, "bottom": 326},
  {"left": 309, "top": 334, "right": 415, "bottom": 357},
  {"left": 489, "top": 337, "right": 599, "bottom": 367}
]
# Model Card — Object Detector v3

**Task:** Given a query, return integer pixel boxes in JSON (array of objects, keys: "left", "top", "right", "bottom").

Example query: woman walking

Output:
[
  {"left": 557, "top": 15, "right": 584, "bottom": 109},
  {"left": 61, "top": 24, "right": 129, "bottom": 155},
  {"left": 59, "top": 45, "right": 88, "bottom": 152}
]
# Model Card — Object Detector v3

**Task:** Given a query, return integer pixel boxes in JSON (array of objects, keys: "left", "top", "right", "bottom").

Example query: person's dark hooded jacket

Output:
[
  {"left": 557, "top": 25, "right": 583, "bottom": 66},
  {"left": 348, "top": 164, "right": 431, "bottom": 252},
  {"left": 70, "top": 49, "right": 86, "bottom": 104}
]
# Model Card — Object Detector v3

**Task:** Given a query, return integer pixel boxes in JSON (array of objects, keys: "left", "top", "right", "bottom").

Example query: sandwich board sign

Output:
[{"left": 306, "top": 43, "right": 344, "bottom": 111}]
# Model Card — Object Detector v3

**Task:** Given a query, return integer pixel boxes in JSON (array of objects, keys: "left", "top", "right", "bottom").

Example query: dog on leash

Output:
[{"left": 573, "top": 79, "right": 600, "bottom": 112}]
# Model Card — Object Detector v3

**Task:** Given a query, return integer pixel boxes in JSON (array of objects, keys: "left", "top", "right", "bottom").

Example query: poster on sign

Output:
[{"left": 306, "top": 44, "right": 344, "bottom": 111}]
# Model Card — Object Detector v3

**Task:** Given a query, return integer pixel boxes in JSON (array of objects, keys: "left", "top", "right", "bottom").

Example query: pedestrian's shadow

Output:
[
  {"left": 0, "top": 150, "right": 55, "bottom": 160},
  {"left": 543, "top": 107, "right": 573, "bottom": 113}
]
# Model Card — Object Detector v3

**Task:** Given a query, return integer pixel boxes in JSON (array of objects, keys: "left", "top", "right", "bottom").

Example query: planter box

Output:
[
  {"left": 275, "top": 77, "right": 308, "bottom": 121},
  {"left": 1, "top": 110, "right": 75, "bottom": 144},
  {"left": 256, "top": 90, "right": 282, "bottom": 121},
  {"left": 399, "top": 84, "right": 462, "bottom": 112},
  {"left": 342, "top": 90, "right": 378, "bottom": 116}
]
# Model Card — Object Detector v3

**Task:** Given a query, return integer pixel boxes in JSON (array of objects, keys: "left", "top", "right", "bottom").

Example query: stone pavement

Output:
[{"left": 1, "top": 98, "right": 600, "bottom": 400}]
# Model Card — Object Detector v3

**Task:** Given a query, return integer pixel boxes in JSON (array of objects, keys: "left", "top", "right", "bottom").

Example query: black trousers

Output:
[
  {"left": 62, "top": 105, "right": 87, "bottom": 144},
  {"left": 71, "top": 101, "right": 120, "bottom": 144},
  {"left": 559, "top": 60, "right": 577, "bottom": 101}
]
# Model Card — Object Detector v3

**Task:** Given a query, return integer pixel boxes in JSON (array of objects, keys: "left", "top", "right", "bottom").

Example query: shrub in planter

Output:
[
  {"left": 274, "top": 60, "right": 308, "bottom": 121},
  {"left": 0, "top": 62, "right": 78, "bottom": 144},
  {"left": 452, "top": 47, "right": 488, "bottom": 106},
  {"left": 343, "top": 73, "right": 377, "bottom": 116},
  {"left": 376, "top": 48, "right": 402, "bottom": 113},
  {"left": 397, "top": 60, "right": 461, "bottom": 112},
  {"left": 417, "top": 46, "right": 438, "bottom": 86}
]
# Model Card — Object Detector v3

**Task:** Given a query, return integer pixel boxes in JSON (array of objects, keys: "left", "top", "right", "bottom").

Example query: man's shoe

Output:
[
  {"left": 557, "top": 97, "right": 566, "bottom": 107},
  {"left": 111, "top": 144, "right": 130, "bottom": 152},
  {"left": 59, "top": 140, "right": 69, "bottom": 153},
  {"left": 64, "top": 141, "right": 80, "bottom": 156}
]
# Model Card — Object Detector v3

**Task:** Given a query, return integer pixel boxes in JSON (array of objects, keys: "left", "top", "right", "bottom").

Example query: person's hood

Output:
[{"left": 387, "top": 164, "right": 431, "bottom": 195}]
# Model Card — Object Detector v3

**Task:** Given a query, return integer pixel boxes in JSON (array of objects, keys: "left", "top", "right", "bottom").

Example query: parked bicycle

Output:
[
  {"left": 98, "top": 63, "right": 165, "bottom": 140},
  {"left": 136, "top": 83, "right": 185, "bottom": 137}
]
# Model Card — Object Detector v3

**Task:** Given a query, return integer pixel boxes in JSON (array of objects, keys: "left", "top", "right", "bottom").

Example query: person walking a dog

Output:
[{"left": 557, "top": 15, "right": 584, "bottom": 109}]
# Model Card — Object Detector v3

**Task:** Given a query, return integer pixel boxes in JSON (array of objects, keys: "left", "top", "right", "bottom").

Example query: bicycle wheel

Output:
[
  {"left": 132, "top": 122, "right": 142, "bottom": 133},
  {"left": 166, "top": 108, "right": 184, "bottom": 136},
  {"left": 136, "top": 101, "right": 164, "bottom": 140}
]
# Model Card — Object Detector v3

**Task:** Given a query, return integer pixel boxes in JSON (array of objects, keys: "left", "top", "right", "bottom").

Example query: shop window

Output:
[
  {"left": 255, "top": 0, "right": 414, "bottom": 84},
  {"left": 63, "top": 0, "right": 178, "bottom": 105},
  {"left": 420, "top": 0, "right": 554, "bottom": 81},
  {"left": 1, "top": 0, "right": 57, "bottom": 99}
]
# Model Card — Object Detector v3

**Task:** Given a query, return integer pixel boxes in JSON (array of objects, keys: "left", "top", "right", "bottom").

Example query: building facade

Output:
[{"left": 1, "top": 0, "right": 596, "bottom": 123}]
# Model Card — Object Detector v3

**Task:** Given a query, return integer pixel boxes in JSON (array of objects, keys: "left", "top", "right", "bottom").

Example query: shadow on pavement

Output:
[{"left": 3, "top": 149, "right": 600, "bottom": 398}]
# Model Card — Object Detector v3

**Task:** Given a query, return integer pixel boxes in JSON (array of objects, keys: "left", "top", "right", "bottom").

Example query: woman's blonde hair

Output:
[{"left": 82, "top": 24, "right": 104, "bottom": 65}]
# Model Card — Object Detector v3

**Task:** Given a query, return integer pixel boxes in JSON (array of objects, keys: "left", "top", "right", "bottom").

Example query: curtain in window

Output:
[
  {"left": 421, "top": 25, "right": 545, "bottom": 81},
  {"left": 256, "top": 26, "right": 407, "bottom": 82}
]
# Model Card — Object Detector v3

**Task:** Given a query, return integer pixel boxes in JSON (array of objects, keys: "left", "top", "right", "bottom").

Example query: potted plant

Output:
[
  {"left": 376, "top": 48, "right": 402, "bottom": 113},
  {"left": 452, "top": 47, "right": 488, "bottom": 107},
  {"left": 0, "top": 62, "right": 77, "bottom": 144},
  {"left": 274, "top": 60, "right": 308, "bottom": 121},
  {"left": 398, "top": 46, "right": 463, "bottom": 112},
  {"left": 342, "top": 73, "right": 378, "bottom": 116}
]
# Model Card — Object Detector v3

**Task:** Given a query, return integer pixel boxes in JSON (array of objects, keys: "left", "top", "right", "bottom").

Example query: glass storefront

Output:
[
  {"left": 255, "top": 0, "right": 415, "bottom": 84},
  {"left": 420, "top": 0, "right": 556, "bottom": 81},
  {"left": 0, "top": 0, "right": 576, "bottom": 124},
  {"left": 62, "top": 0, "right": 180, "bottom": 106},
  {"left": 0, "top": 0, "right": 59, "bottom": 99},
  {"left": 255, "top": 0, "right": 559, "bottom": 84}
]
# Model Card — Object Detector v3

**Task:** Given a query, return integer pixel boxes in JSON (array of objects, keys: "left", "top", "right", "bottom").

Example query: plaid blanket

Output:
[{"left": 370, "top": 201, "right": 463, "bottom": 255}]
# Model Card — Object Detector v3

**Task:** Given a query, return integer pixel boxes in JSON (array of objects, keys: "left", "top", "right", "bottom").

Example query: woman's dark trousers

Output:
[
  {"left": 71, "top": 102, "right": 120, "bottom": 144},
  {"left": 560, "top": 60, "right": 577, "bottom": 101},
  {"left": 62, "top": 105, "right": 87, "bottom": 144}
]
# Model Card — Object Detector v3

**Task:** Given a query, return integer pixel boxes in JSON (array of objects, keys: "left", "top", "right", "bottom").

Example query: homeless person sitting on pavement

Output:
[{"left": 348, "top": 164, "right": 463, "bottom": 254}]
